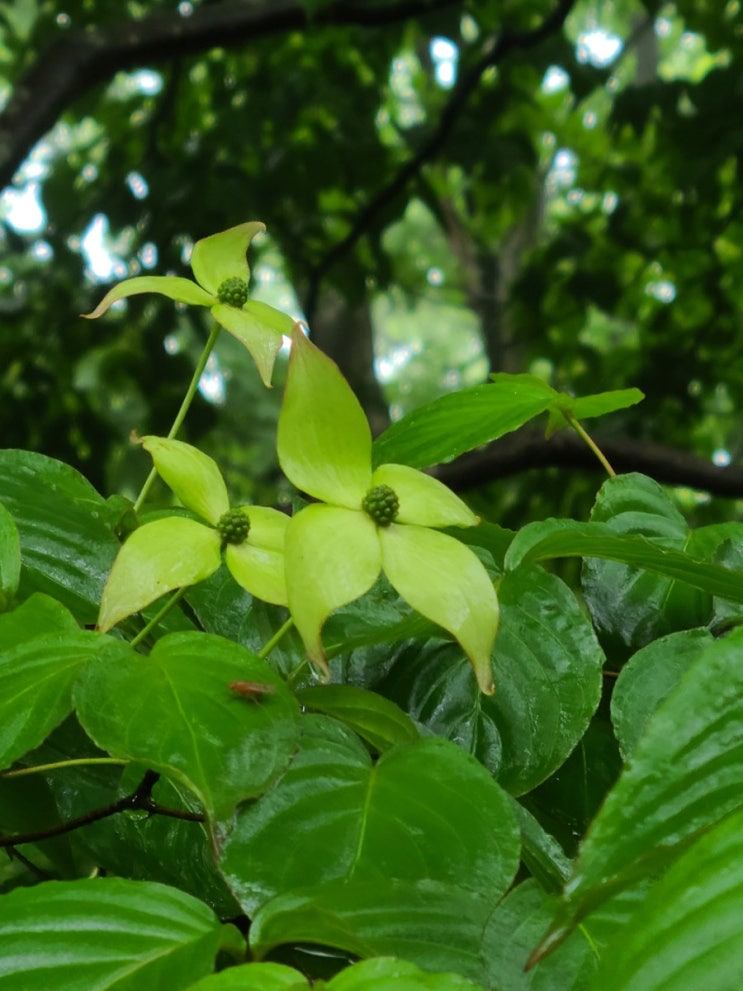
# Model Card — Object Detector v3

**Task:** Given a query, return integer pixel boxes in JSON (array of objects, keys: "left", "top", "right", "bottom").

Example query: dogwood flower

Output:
[
  {"left": 83, "top": 222, "right": 293, "bottom": 387},
  {"left": 98, "top": 436, "right": 289, "bottom": 632},
  {"left": 277, "top": 326, "right": 499, "bottom": 694}
]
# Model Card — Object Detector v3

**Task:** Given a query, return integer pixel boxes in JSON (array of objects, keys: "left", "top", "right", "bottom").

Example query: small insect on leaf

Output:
[{"left": 229, "top": 680, "right": 277, "bottom": 700}]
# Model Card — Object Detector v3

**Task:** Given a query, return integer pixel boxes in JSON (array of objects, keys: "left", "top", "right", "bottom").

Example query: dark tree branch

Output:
[
  {"left": 433, "top": 429, "right": 743, "bottom": 499},
  {"left": 0, "top": 0, "right": 461, "bottom": 191},
  {"left": 304, "top": 0, "right": 579, "bottom": 320},
  {"left": 0, "top": 770, "right": 204, "bottom": 849}
]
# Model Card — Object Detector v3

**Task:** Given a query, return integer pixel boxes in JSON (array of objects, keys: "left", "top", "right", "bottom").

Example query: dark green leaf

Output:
[
  {"left": 220, "top": 719, "right": 519, "bottom": 913},
  {"left": 294, "top": 685, "right": 420, "bottom": 752},
  {"left": 611, "top": 628, "right": 714, "bottom": 759},
  {"left": 539, "top": 627, "right": 743, "bottom": 948},
  {"left": 545, "top": 388, "right": 644, "bottom": 435},
  {"left": 0, "top": 450, "right": 119, "bottom": 624},
  {"left": 250, "top": 879, "right": 493, "bottom": 984}
]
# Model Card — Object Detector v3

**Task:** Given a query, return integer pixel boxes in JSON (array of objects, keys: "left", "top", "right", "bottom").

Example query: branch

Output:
[
  {"left": 304, "top": 0, "right": 579, "bottom": 319},
  {"left": 433, "top": 429, "right": 743, "bottom": 499},
  {"left": 0, "top": 770, "right": 204, "bottom": 849},
  {"left": 0, "top": 0, "right": 460, "bottom": 191}
]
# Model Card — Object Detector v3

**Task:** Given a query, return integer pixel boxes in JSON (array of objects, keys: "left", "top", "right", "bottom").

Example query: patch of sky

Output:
[
  {"left": 713, "top": 448, "right": 731, "bottom": 467},
  {"left": 81, "top": 214, "right": 128, "bottom": 282},
  {"left": 542, "top": 66, "right": 569, "bottom": 93},
  {"left": 0, "top": 181, "right": 45, "bottom": 233},
  {"left": 430, "top": 37, "right": 458, "bottom": 88},
  {"left": 126, "top": 171, "right": 149, "bottom": 200},
  {"left": 198, "top": 354, "right": 226, "bottom": 405},
  {"left": 645, "top": 278, "right": 676, "bottom": 303},
  {"left": 577, "top": 29, "right": 623, "bottom": 68}
]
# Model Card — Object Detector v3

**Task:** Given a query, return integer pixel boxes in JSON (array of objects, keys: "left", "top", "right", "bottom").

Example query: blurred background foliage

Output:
[{"left": 0, "top": 0, "right": 741, "bottom": 526}]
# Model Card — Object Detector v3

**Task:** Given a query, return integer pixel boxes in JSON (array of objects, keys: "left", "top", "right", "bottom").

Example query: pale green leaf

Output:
[
  {"left": 294, "top": 684, "right": 420, "bottom": 752},
  {"left": 380, "top": 524, "right": 498, "bottom": 694},
  {"left": 141, "top": 436, "right": 230, "bottom": 524},
  {"left": 212, "top": 301, "right": 286, "bottom": 388},
  {"left": 81, "top": 276, "right": 214, "bottom": 318},
  {"left": 98, "top": 517, "right": 221, "bottom": 632},
  {"left": 285, "top": 504, "right": 380, "bottom": 673},
  {"left": 190, "top": 221, "right": 265, "bottom": 294},
  {"left": 371, "top": 463, "right": 478, "bottom": 527},
  {"left": 278, "top": 326, "right": 372, "bottom": 507},
  {"left": 226, "top": 543, "right": 287, "bottom": 605},
  {"left": 186, "top": 963, "right": 308, "bottom": 990}
]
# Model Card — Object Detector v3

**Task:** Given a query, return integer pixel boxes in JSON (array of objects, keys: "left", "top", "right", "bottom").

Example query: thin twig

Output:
[{"left": 0, "top": 770, "right": 204, "bottom": 849}]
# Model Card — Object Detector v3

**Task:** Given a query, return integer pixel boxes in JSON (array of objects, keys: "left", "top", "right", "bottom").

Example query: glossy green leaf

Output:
[
  {"left": 186, "top": 963, "right": 308, "bottom": 990},
  {"left": 0, "top": 877, "right": 223, "bottom": 990},
  {"left": 594, "top": 807, "right": 743, "bottom": 991},
  {"left": 250, "top": 879, "right": 494, "bottom": 984},
  {"left": 141, "top": 436, "right": 230, "bottom": 524},
  {"left": 294, "top": 684, "right": 420, "bottom": 752},
  {"left": 278, "top": 325, "right": 372, "bottom": 507},
  {"left": 81, "top": 275, "right": 215, "bottom": 318},
  {"left": 0, "top": 501, "right": 20, "bottom": 610},
  {"left": 373, "top": 375, "right": 556, "bottom": 470},
  {"left": 581, "top": 473, "right": 714, "bottom": 649},
  {"left": 190, "top": 221, "right": 265, "bottom": 294},
  {"left": 505, "top": 519, "right": 743, "bottom": 604},
  {"left": 220, "top": 719, "right": 519, "bottom": 913},
  {"left": 611, "top": 628, "right": 714, "bottom": 759},
  {"left": 74, "top": 632, "right": 301, "bottom": 821},
  {"left": 97, "top": 516, "right": 222, "bottom": 632},
  {"left": 0, "top": 594, "right": 101, "bottom": 769},
  {"left": 538, "top": 626, "right": 743, "bottom": 949},
  {"left": 377, "top": 565, "right": 603, "bottom": 793},
  {"left": 0, "top": 450, "right": 120, "bottom": 624},
  {"left": 482, "top": 880, "right": 597, "bottom": 991}
]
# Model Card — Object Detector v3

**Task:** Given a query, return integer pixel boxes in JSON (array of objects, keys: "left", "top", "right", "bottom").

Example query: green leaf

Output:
[
  {"left": 294, "top": 684, "right": 420, "bottom": 752},
  {"left": 277, "top": 326, "right": 372, "bottom": 507},
  {"left": 327, "top": 957, "right": 486, "bottom": 991},
  {"left": 540, "top": 626, "right": 743, "bottom": 946},
  {"left": 611, "top": 628, "right": 714, "bottom": 759},
  {"left": 0, "top": 450, "right": 120, "bottom": 624},
  {"left": 504, "top": 519, "right": 743, "bottom": 604},
  {"left": 0, "top": 501, "right": 20, "bottom": 610},
  {"left": 594, "top": 807, "right": 743, "bottom": 991},
  {"left": 220, "top": 720, "right": 519, "bottom": 913},
  {"left": 82, "top": 275, "right": 214, "bottom": 318},
  {"left": 190, "top": 221, "right": 265, "bottom": 294},
  {"left": 74, "top": 632, "right": 301, "bottom": 821},
  {"left": 373, "top": 375, "right": 556, "bottom": 470},
  {"left": 581, "top": 473, "right": 714, "bottom": 650},
  {"left": 482, "top": 880, "right": 597, "bottom": 990},
  {"left": 186, "top": 963, "right": 309, "bottom": 990},
  {"left": 250, "top": 879, "right": 494, "bottom": 984},
  {"left": 140, "top": 437, "right": 230, "bottom": 524},
  {"left": 545, "top": 388, "right": 644, "bottom": 435},
  {"left": 97, "top": 516, "right": 222, "bottom": 632},
  {"left": 371, "top": 463, "right": 478, "bottom": 527},
  {"left": 377, "top": 565, "right": 603, "bottom": 793},
  {"left": 0, "top": 877, "right": 223, "bottom": 990},
  {"left": 0, "top": 594, "right": 101, "bottom": 769}
]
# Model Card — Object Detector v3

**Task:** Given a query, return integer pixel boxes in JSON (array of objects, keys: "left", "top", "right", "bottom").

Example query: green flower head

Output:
[
  {"left": 277, "top": 326, "right": 499, "bottom": 694},
  {"left": 82, "top": 222, "right": 294, "bottom": 387},
  {"left": 98, "top": 436, "right": 289, "bottom": 633}
]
